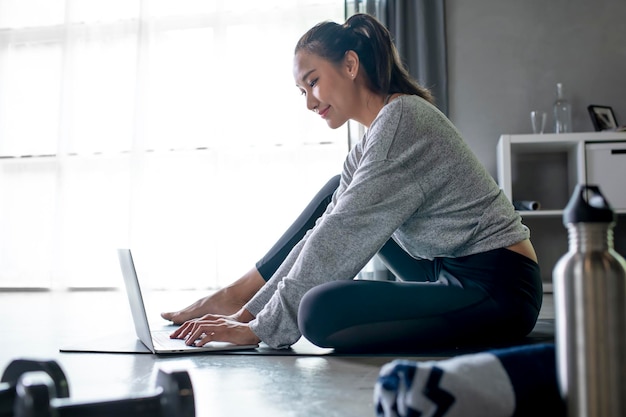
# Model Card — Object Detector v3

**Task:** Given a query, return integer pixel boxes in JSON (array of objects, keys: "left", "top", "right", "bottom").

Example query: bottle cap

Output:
[{"left": 563, "top": 184, "right": 615, "bottom": 225}]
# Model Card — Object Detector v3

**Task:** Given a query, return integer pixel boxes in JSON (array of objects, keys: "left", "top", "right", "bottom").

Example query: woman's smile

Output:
[{"left": 318, "top": 106, "right": 331, "bottom": 118}]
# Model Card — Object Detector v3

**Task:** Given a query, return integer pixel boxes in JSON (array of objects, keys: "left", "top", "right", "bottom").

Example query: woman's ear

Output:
[{"left": 344, "top": 50, "right": 360, "bottom": 79}]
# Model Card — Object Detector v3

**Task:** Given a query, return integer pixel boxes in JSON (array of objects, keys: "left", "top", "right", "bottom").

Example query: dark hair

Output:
[{"left": 295, "top": 13, "right": 433, "bottom": 104}]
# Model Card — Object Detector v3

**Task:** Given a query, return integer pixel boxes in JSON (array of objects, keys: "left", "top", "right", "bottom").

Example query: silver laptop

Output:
[{"left": 117, "top": 248, "right": 259, "bottom": 354}]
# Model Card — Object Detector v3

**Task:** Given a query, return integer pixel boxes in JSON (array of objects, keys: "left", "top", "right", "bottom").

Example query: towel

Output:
[{"left": 374, "top": 343, "right": 564, "bottom": 417}]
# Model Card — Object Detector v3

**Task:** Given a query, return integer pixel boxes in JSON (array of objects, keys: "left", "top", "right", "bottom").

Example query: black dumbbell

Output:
[
  {"left": 1, "top": 359, "right": 70, "bottom": 417},
  {"left": 13, "top": 368, "right": 195, "bottom": 417}
]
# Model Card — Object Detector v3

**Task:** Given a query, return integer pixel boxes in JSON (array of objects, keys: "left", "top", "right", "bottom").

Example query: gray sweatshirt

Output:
[{"left": 245, "top": 95, "right": 529, "bottom": 349}]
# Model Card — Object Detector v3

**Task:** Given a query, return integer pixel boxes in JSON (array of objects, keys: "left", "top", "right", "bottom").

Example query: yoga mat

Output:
[
  {"left": 59, "top": 331, "right": 332, "bottom": 356},
  {"left": 60, "top": 319, "right": 554, "bottom": 357}
]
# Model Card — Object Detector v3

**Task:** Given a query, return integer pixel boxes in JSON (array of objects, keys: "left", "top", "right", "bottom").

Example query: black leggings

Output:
[{"left": 255, "top": 176, "right": 543, "bottom": 352}]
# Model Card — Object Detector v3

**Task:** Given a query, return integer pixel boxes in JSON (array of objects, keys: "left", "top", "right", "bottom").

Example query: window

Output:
[{"left": 0, "top": 0, "right": 347, "bottom": 289}]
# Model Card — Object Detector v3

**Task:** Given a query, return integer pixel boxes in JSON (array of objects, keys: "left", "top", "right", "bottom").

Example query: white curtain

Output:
[{"left": 0, "top": 0, "right": 347, "bottom": 290}]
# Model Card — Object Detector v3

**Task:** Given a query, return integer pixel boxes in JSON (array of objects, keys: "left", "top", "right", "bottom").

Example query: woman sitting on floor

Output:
[{"left": 163, "top": 13, "right": 542, "bottom": 352}]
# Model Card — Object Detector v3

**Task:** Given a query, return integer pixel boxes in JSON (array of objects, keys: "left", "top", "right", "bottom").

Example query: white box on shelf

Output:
[{"left": 585, "top": 142, "right": 626, "bottom": 210}]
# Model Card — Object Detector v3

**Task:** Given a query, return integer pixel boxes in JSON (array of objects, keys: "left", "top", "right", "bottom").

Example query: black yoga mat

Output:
[{"left": 60, "top": 319, "right": 554, "bottom": 357}]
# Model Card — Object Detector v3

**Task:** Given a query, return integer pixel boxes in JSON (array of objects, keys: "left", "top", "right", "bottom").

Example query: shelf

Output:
[
  {"left": 517, "top": 210, "right": 563, "bottom": 217},
  {"left": 497, "top": 132, "right": 626, "bottom": 206},
  {"left": 517, "top": 209, "right": 626, "bottom": 218},
  {"left": 502, "top": 131, "right": 626, "bottom": 143}
]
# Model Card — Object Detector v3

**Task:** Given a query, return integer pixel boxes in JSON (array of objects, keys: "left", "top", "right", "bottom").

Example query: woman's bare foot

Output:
[
  {"left": 161, "top": 290, "right": 241, "bottom": 324},
  {"left": 161, "top": 267, "right": 265, "bottom": 325}
]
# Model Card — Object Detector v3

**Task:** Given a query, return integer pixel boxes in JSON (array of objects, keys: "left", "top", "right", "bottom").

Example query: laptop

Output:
[{"left": 117, "top": 248, "right": 259, "bottom": 354}]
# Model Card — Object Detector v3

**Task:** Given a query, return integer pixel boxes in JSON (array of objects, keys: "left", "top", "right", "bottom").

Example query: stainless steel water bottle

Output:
[{"left": 553, "top": 184, "right": 626, "bottom": 417}]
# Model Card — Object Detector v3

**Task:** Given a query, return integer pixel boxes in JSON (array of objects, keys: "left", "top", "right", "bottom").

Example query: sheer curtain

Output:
[{"left": 0, "top": 0, "right": 347, "bottom": 290}]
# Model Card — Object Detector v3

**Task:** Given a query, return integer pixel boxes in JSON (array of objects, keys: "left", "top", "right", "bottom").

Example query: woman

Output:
[{"left": 164, "top": 13, "right": 542, "bottom": 352}]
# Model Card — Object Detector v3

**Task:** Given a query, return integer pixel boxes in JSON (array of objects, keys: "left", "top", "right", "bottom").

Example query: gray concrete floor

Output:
[{"left": 0, "top": 290, "right": 554, "bottom": 417}]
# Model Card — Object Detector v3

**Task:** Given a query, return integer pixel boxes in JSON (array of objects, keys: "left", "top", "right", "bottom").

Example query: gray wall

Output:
[{"left": 446, "top": 0, "right": 626, "bottom": 177}]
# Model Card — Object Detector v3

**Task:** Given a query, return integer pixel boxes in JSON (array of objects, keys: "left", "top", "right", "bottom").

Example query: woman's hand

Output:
[{"left": 169, "top": 309, "right": 260, "bottom": 347}]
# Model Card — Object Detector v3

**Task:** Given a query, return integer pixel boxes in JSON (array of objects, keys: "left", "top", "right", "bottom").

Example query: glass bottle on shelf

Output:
[{"left": 554, "top": 82, "right": 572, "bottom": 133}]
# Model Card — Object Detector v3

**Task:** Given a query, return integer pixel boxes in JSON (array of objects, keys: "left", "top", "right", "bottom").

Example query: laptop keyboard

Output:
[{"left": 152, "top": 331, "right": 196, "bottom": 350}]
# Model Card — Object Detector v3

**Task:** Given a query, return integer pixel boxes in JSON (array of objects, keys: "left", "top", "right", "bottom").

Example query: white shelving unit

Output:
[{"left": 496, "top": 131, "right": 626, "bottom": 287}]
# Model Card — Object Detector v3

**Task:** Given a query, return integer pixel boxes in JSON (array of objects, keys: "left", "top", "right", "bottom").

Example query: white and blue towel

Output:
[{"left": 374, "top": 343, "right": 564, "bottom": 417}]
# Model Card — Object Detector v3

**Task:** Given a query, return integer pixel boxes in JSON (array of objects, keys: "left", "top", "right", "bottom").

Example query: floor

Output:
[{"left": 0, "top": 289, "right": 554, "bottom": 417}]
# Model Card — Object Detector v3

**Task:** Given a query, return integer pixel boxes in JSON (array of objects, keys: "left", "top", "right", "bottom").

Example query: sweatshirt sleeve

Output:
[{"left": 247, "top": 102, "right": 428, "bottom": 349}]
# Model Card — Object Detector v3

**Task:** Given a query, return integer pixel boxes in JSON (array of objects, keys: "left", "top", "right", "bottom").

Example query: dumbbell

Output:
[
  {"left": 13, "top": 368, "right": 195, "bottom": 417},
  {"left": 1, "top": 359, "right": 70, "bottom": 417}
]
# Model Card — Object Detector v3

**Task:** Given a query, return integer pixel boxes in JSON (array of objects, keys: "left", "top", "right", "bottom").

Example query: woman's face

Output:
[{"left": 293, "top": 51, "right": 356, "bottom": 129}]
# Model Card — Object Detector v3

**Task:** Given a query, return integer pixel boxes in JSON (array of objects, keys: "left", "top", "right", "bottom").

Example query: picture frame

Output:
[{"left": 588, "top": 105, "right": 618, "bottom": 131}]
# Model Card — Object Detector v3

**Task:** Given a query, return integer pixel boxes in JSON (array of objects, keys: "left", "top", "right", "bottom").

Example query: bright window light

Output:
[{"left": 0, "top": 0, "right": 347, "bottom": 289}]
